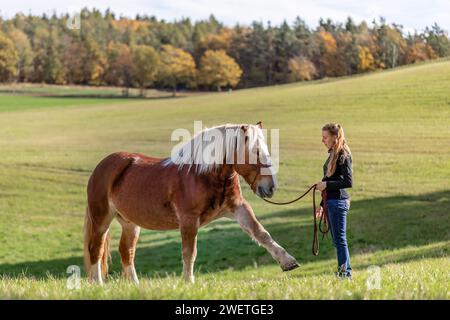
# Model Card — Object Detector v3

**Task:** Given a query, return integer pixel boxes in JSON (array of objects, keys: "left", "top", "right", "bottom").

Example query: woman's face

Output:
[{"left": 322, "top": 130, "right": 336, "bottom": 149}]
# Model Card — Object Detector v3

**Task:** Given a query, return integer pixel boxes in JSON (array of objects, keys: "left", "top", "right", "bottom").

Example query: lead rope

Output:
[{"left": 262, "top": 184, "right": 329, "bottom": 255}]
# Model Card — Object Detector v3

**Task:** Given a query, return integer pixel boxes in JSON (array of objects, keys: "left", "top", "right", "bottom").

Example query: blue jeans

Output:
[{"left": 326, "top": 199, "right": 352, "bottom": 276}]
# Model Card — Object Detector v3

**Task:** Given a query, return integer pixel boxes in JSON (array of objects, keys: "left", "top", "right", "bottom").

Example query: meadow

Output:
[{"left": 0, "top": 60, "right": 449, "bottom": 299}]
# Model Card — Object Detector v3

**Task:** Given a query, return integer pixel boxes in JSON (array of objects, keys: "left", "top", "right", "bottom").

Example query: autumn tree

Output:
[
  {"left": 288, "top": 56, "right": 316, "bottom": 81},
  {"left": 158, "top": 44, "right": 196, "bottom": 96},
  {"left": 195, "top": 27, "right": 233, "bottom": 62},
  {"left": 404, "top": 38, "right": 437, "bottom": 64},
  {"left": 7, "top": 29, "right": 33, "bottom": 82},
  {"left": 82, "top": 35, "right": 107, "bottom": 85},
  {"left": 355, "top": 21, "right": 380, "bottom": 68},
  {"left": 358, "top": 45, "right": 376, "bottom": 72},
  {"left": 104, "top": 42, "right": 134, "bottom": 95},
  {"left": 0, "top": 32, "right": 19, "bottom": 82},
  {"left": 314, "top": 29, "right": 337, "bottom": 77},
  {"left": 192, "top": 14, "right": 223, "bottom": 54},
  {"left": 373, "top": 21, "right": 407, "bottom": 69},
  {"left": 63, "top": 38, "right": 87, "bottom": 84},
  {"left": 199, "top": 49, "right": 242, "bottom": 91},
  {"left": 0, "top": 9, "right": 449, "bottom": 89},
  {"left": 131, "top": 44, "right": 160, "bottom": 96}
]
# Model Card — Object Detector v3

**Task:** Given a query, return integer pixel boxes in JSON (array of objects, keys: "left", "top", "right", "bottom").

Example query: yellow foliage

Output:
[
  {"left": 0, "top": 32, "right": 19, "bottom": 81},
  {"left": 318, "top": 30, "right": 337, "bottom": 54},
  {"left": 158, "top": 45, "right": 197, "bottom": 92},
  {"left": 132, "top": 45, "right": 160, "bottom": 90},
  {"left": 199, "top": 50, "right": 242, "bottom": 90},
  {"left": 358, "top": 45, "right": 375, "bottom": 72},
  {"left": 198, "top": 28, "right": 234, "bottom": 52},
  {"left": 316, "top": 30, "right": 337, "bottom": 76},
  {"left": 112, "top": 19, "right": 150, "bottom": 32}
]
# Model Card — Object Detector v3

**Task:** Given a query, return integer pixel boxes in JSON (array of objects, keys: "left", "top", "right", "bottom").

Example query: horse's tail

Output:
[
  {"left": 83, "top": 206, "right": 91, "bottom": 277},
  {"left": 84, "top": 206, "right": 112, "bottom": 281},
  {"left": 101, "top": 230, "right": 111, "bottom": 279}
]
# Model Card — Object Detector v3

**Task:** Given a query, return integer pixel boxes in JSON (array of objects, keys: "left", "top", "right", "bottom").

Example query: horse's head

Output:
[
  {"left": 165, "top": 121, "right": 277, "bottom": 198},
  {"left": 233, "top": 122, "right": 278, "bottom": 198}
]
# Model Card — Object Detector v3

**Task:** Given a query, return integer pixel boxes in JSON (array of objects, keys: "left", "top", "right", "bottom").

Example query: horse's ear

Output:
[{"left": 256, "top": 121, "right": 263, "bottom": 129}]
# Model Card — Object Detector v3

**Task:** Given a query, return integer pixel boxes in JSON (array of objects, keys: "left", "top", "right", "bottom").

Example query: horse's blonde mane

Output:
[{"left": 162, "top": 124, "right": 271, "bottom": 174}]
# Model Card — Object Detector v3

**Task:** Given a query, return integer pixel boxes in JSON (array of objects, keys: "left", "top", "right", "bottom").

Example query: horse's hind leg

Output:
[
  {"left": 117, "top": 214, "right": 141, "bottom": 284},
  {"left": 230, "top": 201, "right": 299, "bottom": 271},
  {"left": 84, "top": 204, "right": 115, "bottom": 285}
]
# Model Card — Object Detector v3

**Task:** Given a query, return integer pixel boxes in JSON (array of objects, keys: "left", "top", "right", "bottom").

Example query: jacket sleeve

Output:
[{"left": 326, "top": 156, "right": 353, "bottom": 190}]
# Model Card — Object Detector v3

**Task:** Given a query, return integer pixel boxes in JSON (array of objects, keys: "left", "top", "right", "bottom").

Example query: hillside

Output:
[{"left": 0, "top": 60, "right": 449, "bottom": 299}]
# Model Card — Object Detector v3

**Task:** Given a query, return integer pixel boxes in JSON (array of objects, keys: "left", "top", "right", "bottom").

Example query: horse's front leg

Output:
[
  {"left": 231, "top": 201, "right": 299, "bottom": 271},
  {"left": 179, "top": 217, "right": 199, "bottom": 283}
]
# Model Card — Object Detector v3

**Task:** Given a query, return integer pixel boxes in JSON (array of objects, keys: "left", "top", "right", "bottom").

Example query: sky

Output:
[{"left": 1, "top": 0, "right": 449, "bottom": 33}]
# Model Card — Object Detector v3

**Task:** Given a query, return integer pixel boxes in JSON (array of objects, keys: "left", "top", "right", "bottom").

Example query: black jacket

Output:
[{"left": 320, "top": 149, "right": 352, "bottom": 207}]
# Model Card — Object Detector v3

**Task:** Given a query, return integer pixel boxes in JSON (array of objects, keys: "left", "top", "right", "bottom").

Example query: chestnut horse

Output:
[{"left": 84, "top": 123, "right": 299, "bottom": 284}]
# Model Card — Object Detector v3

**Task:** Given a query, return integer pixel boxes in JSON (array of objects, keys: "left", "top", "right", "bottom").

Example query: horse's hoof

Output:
[
  {"left": 281, "top": 261, "right": 300, "bottom": 272},
  {"left": 183, "top": 275, "right": 195, "bottom": 284},
  {"left": 88, "top": 278, "right": 104, "bottom": 286}
]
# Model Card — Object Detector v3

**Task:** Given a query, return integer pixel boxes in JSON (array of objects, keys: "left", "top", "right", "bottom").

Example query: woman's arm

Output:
[{"left": 326, "top": 156, "right": 353, "bottom": 190}]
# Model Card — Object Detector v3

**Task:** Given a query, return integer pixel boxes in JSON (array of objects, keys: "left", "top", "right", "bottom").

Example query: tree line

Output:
[{"left": 0, "top": 9, "right": 449, "bottom": 95}]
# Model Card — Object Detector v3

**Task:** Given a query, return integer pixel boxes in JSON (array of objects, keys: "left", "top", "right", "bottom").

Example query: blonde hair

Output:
[{"left": 322, "top": 123, "right": 351, "bottom": 177}]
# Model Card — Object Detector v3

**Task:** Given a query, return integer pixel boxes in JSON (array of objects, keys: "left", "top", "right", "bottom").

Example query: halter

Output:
[{"left": 249, "top": 163, "right": 273, "bottom": 191}]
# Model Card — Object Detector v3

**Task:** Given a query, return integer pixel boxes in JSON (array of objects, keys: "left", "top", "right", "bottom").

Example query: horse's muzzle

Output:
[{"left": 257, "top": 185, "right": 275, "bottom": 198}]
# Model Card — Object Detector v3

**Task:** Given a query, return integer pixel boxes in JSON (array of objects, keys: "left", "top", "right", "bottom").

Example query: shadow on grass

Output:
[{"left": 0, "top": 189, "right": 448, "bottom": 279}]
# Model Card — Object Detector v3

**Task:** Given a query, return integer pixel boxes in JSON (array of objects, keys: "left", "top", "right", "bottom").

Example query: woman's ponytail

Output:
[{"left": 322, "top": 123, "right": 351, "bottom": 177}]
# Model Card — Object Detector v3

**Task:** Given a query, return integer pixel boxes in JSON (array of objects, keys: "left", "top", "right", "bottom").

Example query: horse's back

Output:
[
  {"left": 87, "top": 152, "right": 162, "bottom": 204},
  {"left": 99, "top": 153, "right": 180, "bottom": 230}
]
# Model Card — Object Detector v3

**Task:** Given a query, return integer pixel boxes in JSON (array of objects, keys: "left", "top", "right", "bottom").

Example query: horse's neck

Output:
[
  {"left": 206, "top": 164, "right": 239, "bottom": 188},
  {"left": 217, "top": 164, "right": 235, "bottom": 178},
  {"left": 214, "top": 165, "right": 241, "bottom": 206}
]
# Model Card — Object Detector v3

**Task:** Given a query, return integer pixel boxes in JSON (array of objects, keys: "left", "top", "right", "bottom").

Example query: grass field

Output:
[{"left": 0, "top": 60, "right": 449, "bottom": 299}]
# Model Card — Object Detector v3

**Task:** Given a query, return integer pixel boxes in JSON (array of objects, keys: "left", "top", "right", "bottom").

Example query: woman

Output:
[{"left": 315, "top": 123, "right": 353, "bottom": 279}]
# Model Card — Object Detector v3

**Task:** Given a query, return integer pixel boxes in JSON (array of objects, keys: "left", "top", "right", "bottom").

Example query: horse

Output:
[{"left": 84, "top": 122, "right": 299, "bottom": 284}]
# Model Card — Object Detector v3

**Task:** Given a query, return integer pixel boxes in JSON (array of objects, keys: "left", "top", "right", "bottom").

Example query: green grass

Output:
[
  {"left": 0, "top": 94, "right": 128, "bottom": 112},
  {"left": 0, "top": 61, "right": 449, "bottom": 299}
]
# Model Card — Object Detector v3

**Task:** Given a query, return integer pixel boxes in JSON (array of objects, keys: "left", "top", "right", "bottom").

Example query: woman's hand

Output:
[
  {"left": 316, "top": 181, "right": 327, "bottom": 191},
  {"left": 315, "top": 206, "right": 323, "bottom": 218}
]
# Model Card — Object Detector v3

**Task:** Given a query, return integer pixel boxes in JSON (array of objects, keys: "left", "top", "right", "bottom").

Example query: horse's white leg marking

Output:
[
  {"left": 90, "top": 261, "right": 103, "bottom": 285},
  {"left": 124, "top": 265, "right": 139, "bottom": 284},
  {"left": 232, "top": 201, "right": 299, "bottom": 271},
  {"left": 182, "top": 259, "right": 195, "bottom": 284}
]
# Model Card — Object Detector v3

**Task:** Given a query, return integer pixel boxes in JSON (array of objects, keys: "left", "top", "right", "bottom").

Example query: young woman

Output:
[{"left": 315, "top": 123, "right": 353, "bottom": 279}]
